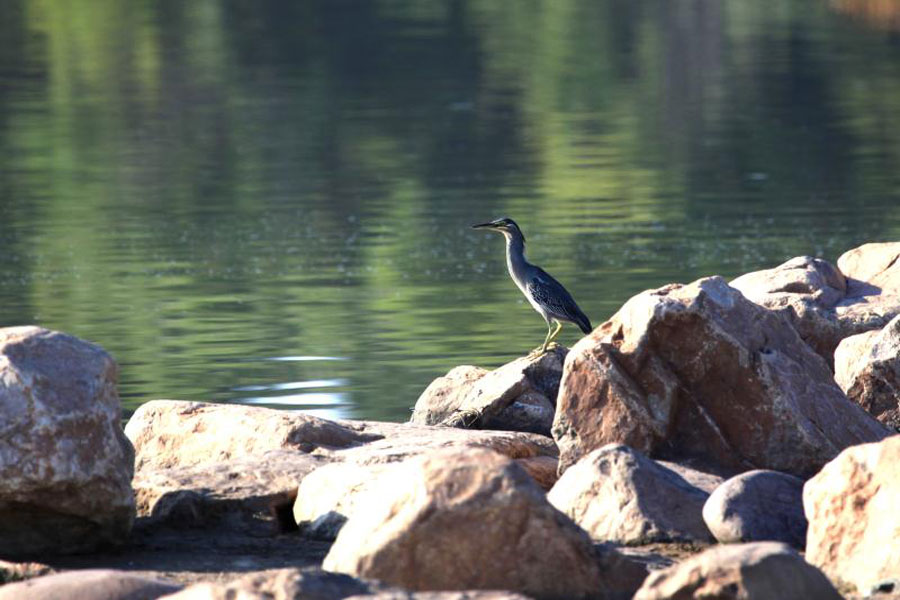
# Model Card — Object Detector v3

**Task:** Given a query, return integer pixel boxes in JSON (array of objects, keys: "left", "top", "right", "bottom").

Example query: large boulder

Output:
[
  {"left": 804, "top": 434, "right": 900, "bottom": 596},
  {"left": 410, "top": 347, "right": 566, "bottom": 436},
  {"left": 729, "top": 245, "right": 900, "bottom": 366},
  {"left": 0, "top": 569, "right": 181, "bottom": 600},
  {"left": 552, "top": 277, "right": 890, "bottom": 476},
  {"left": 834, "top": 314, "right": 900, "bottom": 430},
  {"left": 323, "top": 447, "right": 646, "bottom": 599},
  {"left": 547, "top": 444, "right": 715, "bottom": 544},
  {"left": 633, "top": 542, "right": 842, "bottom": 600},
  {"left": 702, "top": 470, "right": 807, "bottom": 548},
  {"left": 0, "top": 326, "right": 136, "bottom": 558}
]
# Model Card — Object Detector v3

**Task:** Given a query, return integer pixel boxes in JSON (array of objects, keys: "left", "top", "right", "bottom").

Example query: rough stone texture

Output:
[
  {"left": 323, "top": 447, "right": 644, "bottom": 600},
  {"left": 157, "top": 568, "right": 387, "bottom": 600},
  {"left": 135, "top": 449, "right": 325, "bottom": 534},
  {"left": 729, "top": 246, "right": 900, "bottom": 366},
  {"left": 834, "top": 314, "right": 900, "bottom": 430},
  {"left": 702, "top": 470, "right": 807, "bottom": 548},
  {"left": 329, "top": 420, "right": 559, "bottom": 469},
  {"left": 552, "top": 276, "right": 890, "bottom": 477},
  {"left": 410, "top": 347, "right": 566, "bottom": 436},
  {"left": 346, "top": 593, "right": 534, "bottom": 600},
  {"left": 547, "top": 445, "right": 714, "bottom": 545},
  {"left": 0, "top": 326, "right": 136, "bottom": 558},
  {"left": 294, "top": 462, "right": 397, "bottom": 540},
  {"left": 0, "top": 560, "right": 53, "bottom": 583},
  {"left": 804, "top": 434, "right": 900, "bottom": 596},
  {"left": 730, "top": 256, "right": 849, "bottom": 363},
  {"left": 0, "top": 569, "right": 182, "bottom": 600},
  {"left": 125, "top": 400, "right": 375, "bottom": 472},
  {"left": 633, "top": 542, "right": 842, "bottom": 600}
]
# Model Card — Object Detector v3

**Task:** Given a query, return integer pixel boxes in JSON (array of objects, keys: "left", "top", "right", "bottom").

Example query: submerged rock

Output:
[
  {"left": 0, "top": 326, "right": 136, "bottom": 558},
  {"left": 804, "top": 435, "right": 900, "bottom": 596},
  {"left": 323, "top": 447, "right": 645, "bottom": 599},
  {"left": 547, "top": 445, "right": 715, "bottom": 545},
  {"left": 410, "top": 347, "right": 566, "bottom": 436},
  {"left": 552, "top": 277, "right": 890, "bottom": 477},
  {"left": 633, "top": 542, "right": 842, "bottom": 600},
  {"left": 702, "top": 470, "right": 807, "bottom": 548},
  {"left": 834, "top": 314, "right": 900, "bottom": 430}
]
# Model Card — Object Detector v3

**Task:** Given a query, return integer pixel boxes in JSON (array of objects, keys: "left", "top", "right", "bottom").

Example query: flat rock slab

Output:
[
  {"left": 135, "top": 450, "right": 325, "bottom": 534},
  {"left": 157, "top": 568, "right": 388, "bottom": 600},
  {"left": 548, "top": 445, "right": 715, "bottom": 545},
  {"left": 703, "top": 470, "right": 807, "bottom": 548},
  {"left": 552, "top": 276, "right": 890, "bottom": 477},
  {"left": 323, "top": 447, "right": 645, "bottom": 599},
  {"left": 633, "top": 542, "right": 842, "bottom": 600},
  {"left": 834, "top": 313, "right": 900, "bottom": 430},
  {"left": 410, "top": 347, "right": 566, "bottom": 436},
  {"left": 804, "top": 434, "right": 900, "bottom": 596},
  {"left": 126, "top": 400, "right": 376, "bottom": 472},
  {"left": 0, "top": 569, "right": 182, "bottom": 600},
  {"left": 0, "top": 326, "right": 136, "bottom": 558}
]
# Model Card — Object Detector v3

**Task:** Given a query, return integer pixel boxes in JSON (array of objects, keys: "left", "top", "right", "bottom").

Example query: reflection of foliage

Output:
[
  {"left": 830, "top": 0, "right": 900, "bottom": 31},
  {"left": 2, "top": 0, "right": 900, "bottom": 420}
]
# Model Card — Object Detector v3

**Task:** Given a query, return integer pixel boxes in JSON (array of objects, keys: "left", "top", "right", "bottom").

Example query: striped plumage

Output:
[{"left": 472, "top": 217, "right": 593, "bottom": 353}]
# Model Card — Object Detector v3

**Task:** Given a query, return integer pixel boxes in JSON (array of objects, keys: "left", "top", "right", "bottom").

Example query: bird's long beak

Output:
[{"left": 471, "top": 221, "right": 496, "bottom": 230}]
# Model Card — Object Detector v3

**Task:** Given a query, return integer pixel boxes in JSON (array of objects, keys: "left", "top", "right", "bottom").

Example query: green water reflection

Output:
[{"left": 2, "top": 0, "right": 900, "bottom": 420}]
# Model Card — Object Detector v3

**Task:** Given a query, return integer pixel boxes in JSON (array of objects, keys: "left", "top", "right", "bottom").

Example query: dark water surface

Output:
[{"left": 2, "top": 1, "right": 900, "bottom": 421}]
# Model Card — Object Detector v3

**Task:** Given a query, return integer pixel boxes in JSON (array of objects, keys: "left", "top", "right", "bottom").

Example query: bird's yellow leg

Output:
[{"left": 539, "top": 321, "right": 563, "bottom": 354}]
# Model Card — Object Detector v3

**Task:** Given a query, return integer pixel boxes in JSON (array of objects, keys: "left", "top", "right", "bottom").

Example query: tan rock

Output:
[
  {"left": 347, "top": 593, "right": 535, "bottom": 599},
  {"left": 836, "top": 241, "right": 900, "bottom": 290},
  {"left": 125, "top": 400, "right": 374, "bottom": 472},
  {"left": 547, "top": 445, "right": 714, "bottom": 544},
  {"left": 633, "top": 542, "right": 842, "bottom": 600},
  {"left": 331, "top": 420, "right": 558, "bottom": 466},
  {"left": 323, "top": 447, "right": 643, "bottom": 599},
  {"left": 730, "top": 256, "right": 848, "bottom": 362},
  {"left": 136, "top": 449, "right": 324, "bottom": 534},
  {"left": 0, "top": 569, "right": 181, "bottom": 600},
  {"left": 411, "top": 348, "right": 565, "bottom": 435},
  {"left": 834, "top": 314, "right": 900, "bottom": 429},
  {"left": 804, "top": 435, "right": 900, "bottom": 595},
  {"left": 552, "top": 277, "right": 890, "bottom": 476},
  {"left": 0, "top": 326, "right": 135, "bottom": 557},
  {"left": 834, "top": 241, "right": 900, "bottom": 349},
  {"left": 157, "top": 568, "right": 385, "bottom": 599}
]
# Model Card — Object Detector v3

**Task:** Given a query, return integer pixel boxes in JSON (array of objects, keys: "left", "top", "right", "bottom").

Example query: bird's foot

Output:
[{"left": 527, "top": 342, "right": 561, "bottom": 358}]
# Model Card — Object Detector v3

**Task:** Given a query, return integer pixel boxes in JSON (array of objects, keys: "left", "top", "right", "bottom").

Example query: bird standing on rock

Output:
[{"left": 472, "top": 217, "right": 593, "bottom": 354}]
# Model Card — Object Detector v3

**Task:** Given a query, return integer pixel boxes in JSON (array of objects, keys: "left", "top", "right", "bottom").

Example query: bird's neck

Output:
[{"left": 504, "top": 234, "right": 529, "bottom": 288}]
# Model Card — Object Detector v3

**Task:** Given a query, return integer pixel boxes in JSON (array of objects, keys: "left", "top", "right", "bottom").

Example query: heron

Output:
[{"left": 472, "top": 217, "right": 592, "bottom": 354}]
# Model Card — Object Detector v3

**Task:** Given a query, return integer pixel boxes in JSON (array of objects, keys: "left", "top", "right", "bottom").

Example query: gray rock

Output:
[
  {"left": 159, "top": 568, "right": 386, "bottom": 599},
  {"left": 633, "top": 542, "right": 843, "bottom": 600},
  {"left": 702, "top": 470, "right": 807, "bottom": 548},
  {"left": 547, "top": 444, "right": 716, "bottom": 545},
  {"left": 0, "top": 569, "right": 181, "bottom": 600},
  {"left": 0, "top": 326, "right": 136, "bottom": 558},
  {"left": 410, "top": 347, "right": 566, "bottom": 436}
]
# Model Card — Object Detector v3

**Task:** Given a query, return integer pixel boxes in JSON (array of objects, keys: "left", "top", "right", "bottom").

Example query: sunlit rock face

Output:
[
  {"left": 0, "top": 326, "right": 135, "bottom": 558},
  {"left": 633, "top": 542, "right": 843, "bottom": 600},
  {"left": 410, "top": 346, "right": 566, "bottom": 436},
  {"left": 323, "top": 447, "right": 647, "bottom": 600},
  {"left": 547, "top": 444, "right": 716, "bottom": 545},
  {"left": 804, "top": 435, "right": 900, "bottom": 597},
  {"left": 834, "top": 313, "right": 900, "bottom": 430},
  {"left": 552, "top": 277, "right": 890, "bottom": 477}
]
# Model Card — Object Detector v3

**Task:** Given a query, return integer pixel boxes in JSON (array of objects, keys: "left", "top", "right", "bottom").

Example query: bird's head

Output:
[{"left": 471, "top": 217, "right": 525, "bottom": 241}]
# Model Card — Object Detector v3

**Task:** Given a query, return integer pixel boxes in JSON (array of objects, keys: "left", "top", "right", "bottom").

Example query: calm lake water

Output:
[{"left": 2, "top": 1, "right": 900, "bottom": 421}]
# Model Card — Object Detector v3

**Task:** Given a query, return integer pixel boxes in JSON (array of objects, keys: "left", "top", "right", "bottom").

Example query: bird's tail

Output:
[{"left": 575, "top": 310, "right": 593, "bottom": 335}]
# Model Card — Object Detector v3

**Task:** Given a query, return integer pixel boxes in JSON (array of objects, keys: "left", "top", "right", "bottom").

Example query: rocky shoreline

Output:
[{"left": 2, "top": 242, "right": 900, "bottom": 599}]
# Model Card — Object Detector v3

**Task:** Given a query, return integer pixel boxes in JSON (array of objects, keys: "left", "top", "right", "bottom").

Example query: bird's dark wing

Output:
[{"left": 526, "top": 267, "right": 593, "bottom": 334}]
